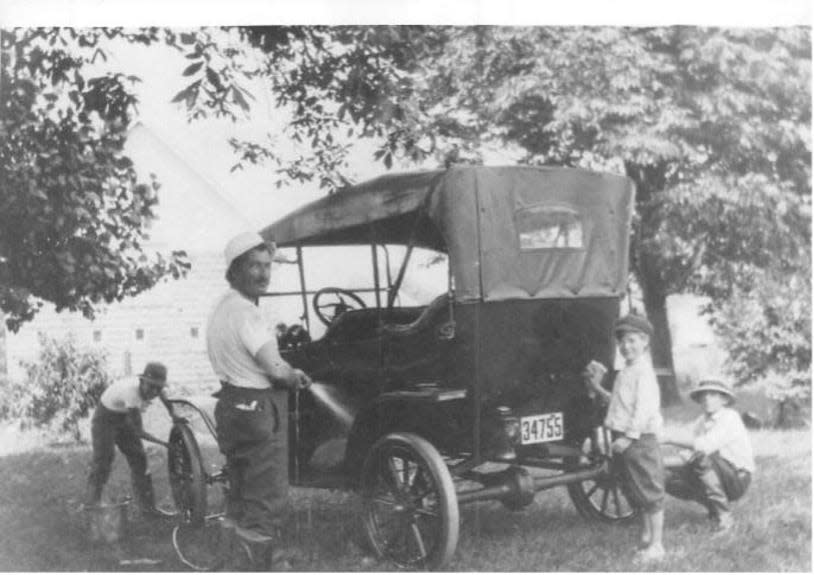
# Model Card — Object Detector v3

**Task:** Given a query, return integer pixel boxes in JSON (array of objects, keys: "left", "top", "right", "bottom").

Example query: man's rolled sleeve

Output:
[{"left": 238, "top": 310, "right": 277, "bottom": 358}]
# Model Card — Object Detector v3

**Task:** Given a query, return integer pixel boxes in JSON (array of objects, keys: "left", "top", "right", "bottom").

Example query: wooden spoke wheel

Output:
[
  {"left": 360, "top": 432, "right": 459, "bottom": 570},
  {"left": 566, "top": 426, "right": 640, "bottom": 523}
]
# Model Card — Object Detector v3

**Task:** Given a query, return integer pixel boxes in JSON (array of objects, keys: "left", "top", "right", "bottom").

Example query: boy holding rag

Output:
[{"left": 584, "top": 314, "right": 666, "bottom": 563}]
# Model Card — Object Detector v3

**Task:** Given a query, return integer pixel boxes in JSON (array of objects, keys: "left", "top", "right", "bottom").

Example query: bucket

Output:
[{"left": 87, "top": 499, "right": 130, "bottom": 544}]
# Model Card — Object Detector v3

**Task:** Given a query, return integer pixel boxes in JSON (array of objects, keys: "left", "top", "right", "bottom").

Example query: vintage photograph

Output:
[{"left": 0, "top": 1, "right": 810, "bottom": 571}]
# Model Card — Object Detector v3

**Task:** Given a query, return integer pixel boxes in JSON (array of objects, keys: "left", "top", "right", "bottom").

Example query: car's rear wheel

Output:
[
  {"left": 360, "top": 432, "right": 459, "bottom": 570},
  {"left": 168, "top": 422, "right": 208, "bottom": 525},
  {"left": 566, "top": 426, "right": 640, "bottom": 523}
]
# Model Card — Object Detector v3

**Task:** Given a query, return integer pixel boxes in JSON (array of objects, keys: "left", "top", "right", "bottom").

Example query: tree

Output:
[
  {"left": 0, "top": 28, "right": 190, "bottom": 331},
  {"left": 172, "top": 27, "right": 810, "bottom": 403},
  {"left": 413, "top": 27, "right": 811, "bottom": 402},
  {"left": 9, "top": 27, "right": 806, "bottom": 404}
]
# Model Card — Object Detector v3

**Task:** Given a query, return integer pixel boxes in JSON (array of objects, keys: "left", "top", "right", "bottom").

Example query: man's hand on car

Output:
[
  {"left": 294, "top": 369, "right": 312, "bottom": 391},
  {"left": 611, "top": 436, "right": 633, "bottom": 454}
]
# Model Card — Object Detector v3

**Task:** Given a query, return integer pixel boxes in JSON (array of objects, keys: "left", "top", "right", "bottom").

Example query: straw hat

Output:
[{"left": 689, "top": 377, "right": 736, "bottom": 405}]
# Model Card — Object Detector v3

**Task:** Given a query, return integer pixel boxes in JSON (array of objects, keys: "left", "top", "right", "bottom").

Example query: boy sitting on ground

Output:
[{"left": 661, "top": 377, "right": 755, "bottom": 533}]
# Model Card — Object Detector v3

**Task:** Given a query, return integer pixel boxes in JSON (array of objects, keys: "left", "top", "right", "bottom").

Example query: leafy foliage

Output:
[
  {"left": 161, "top": 26, "right": 810, "bottom": 402},
  {"left": 0, "top": 28, "right": 190, "bottom": 331},
  {"left": 0, "top": 333, "right": 112, "bottom": 441},
  {"left": 164, "top": 26, "right": 451, "bottom": 188},
  {"left": 409, "top": 27, "right": 811, "bottom": 387},
  {"left": 711, "top": 267, "right": 811, "bottom": 427},
  {"left": 169, "top": 26, "right": 809, "bottom": 402},
  {"left": 3, "top": 27, "right": 808, "bottom": 404}
]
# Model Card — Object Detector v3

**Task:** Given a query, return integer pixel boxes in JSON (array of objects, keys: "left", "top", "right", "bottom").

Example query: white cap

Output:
[{"left": 224, "top": 231, "right": 269, "bottom": 268}]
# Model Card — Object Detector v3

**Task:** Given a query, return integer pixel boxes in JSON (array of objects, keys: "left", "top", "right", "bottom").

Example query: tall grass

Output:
[{"left": 0, "top": 420, "right": 809, "bottom": 571}]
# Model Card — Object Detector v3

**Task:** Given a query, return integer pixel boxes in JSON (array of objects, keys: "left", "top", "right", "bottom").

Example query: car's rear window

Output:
[{"left": 515, "top": 204, "right": 584, "bottom": 251}]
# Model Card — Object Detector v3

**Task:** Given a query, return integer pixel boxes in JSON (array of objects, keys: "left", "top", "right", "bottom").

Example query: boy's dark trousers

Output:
[
  {"left": 214, "top": 383, "right": 289, "bottom": 538},
  {"left": 665, "top": 451, "right": 751, "bottom": 518},
  {"left": 86, "top": 404, "right": 153, "bottom": 508}
]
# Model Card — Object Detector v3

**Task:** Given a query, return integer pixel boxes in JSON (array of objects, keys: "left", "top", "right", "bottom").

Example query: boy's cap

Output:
[
  {"left": 613, "top": 314, "right": 654, "bottom": 338},
  {"left": 224, "top": 231, "right": 276, "bottom": 268},
  {"left": 689, "top": 377, "right": 736, "bottom": 405},
  {"left": 139, "top": 362, "right": 167, "bottom": 387}
]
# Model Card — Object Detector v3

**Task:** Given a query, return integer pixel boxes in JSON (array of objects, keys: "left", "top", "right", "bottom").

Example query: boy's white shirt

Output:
[
  {"left": 604, "top": 355, "right": 663, "bottom": 439},
  {"left": 692, "top": 406, "right": 756, "bottom": 473},
  {"left": 100, "top": 378, "right": 151, "bottom": 413}
]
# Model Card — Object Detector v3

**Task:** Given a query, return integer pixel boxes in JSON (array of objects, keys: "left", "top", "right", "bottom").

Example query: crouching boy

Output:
[
  {"left": 662, "top": 378, "right": 755, "bottom": 532},
  {"left": 85, "top": 362, "right": 170, "bottom": 517}
]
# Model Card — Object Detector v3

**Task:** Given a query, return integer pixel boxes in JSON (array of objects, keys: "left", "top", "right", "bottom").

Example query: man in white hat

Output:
[
  {"left": 662, "top": 377, "right": 755, "bottom": 533},
  {"left": 206, "top": 231, "right": 311, "bottom": 552}
]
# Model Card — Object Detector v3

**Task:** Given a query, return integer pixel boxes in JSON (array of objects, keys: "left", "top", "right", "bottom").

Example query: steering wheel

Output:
[{"left": 312, "top": 287, "right": 367, "bottom": 326}]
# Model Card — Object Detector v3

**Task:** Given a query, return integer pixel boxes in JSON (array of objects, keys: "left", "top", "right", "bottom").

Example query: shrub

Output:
[
  {"left": 711, "top": 269, "right": 811, "bottom": 428},
  {"left": 2, "top": 333, "right": 112, "bottom": 442}
]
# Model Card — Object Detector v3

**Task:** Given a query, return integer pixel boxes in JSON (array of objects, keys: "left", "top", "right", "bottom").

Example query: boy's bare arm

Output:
[
  {"left": 661, "top": 428, "right": 695, "bottom": 450},
  {"left": 129, "top": 408, "right": 169, "bottom": 447}
]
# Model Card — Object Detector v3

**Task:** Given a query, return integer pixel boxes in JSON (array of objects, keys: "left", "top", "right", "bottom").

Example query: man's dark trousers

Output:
[{"left": 214, "top": 384, "right": 289, "bottom": 537}]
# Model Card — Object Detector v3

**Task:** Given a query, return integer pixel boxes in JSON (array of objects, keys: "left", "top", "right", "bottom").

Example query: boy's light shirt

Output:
[
  {"left": 604, "top": 355, "right": 663, "bottom": 439},
  {"left": 100, "top": 378, "right": 152, "bottom": 413},
  {"left": 692, "top": 406, "right": 756, "bottom": 473}
]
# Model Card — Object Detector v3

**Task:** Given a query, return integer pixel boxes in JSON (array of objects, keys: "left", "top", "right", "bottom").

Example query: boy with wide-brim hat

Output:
[{"left": 662, "top": 377, "right": 755, "bottom": 533}]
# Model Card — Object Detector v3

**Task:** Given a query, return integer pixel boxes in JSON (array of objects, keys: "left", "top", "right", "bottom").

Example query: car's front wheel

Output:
[{"left": 360, "top": 432, "right": 459, "bottom": 569}]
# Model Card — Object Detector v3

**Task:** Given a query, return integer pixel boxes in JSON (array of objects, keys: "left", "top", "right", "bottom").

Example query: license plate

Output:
[{"left": 520, "top": 412, "right": 564, "bottom": 444}]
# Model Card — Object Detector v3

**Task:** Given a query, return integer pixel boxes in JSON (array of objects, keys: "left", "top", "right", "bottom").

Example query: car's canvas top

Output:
[{"left": 262, "top": 166, "right": 634, "bottom": 300}]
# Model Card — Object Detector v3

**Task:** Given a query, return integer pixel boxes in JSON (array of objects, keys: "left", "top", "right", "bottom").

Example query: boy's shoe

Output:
[
  {"left": 633, "top": 544, "right": 665, "bottom": 564},
  {"left": 712, "top": 513, "right": 735, "bottom": 534},
  {"left": 141, "top": 506, "right": 178, "bottom": 520},
  {"left": 235, "top": 525, "right": 274, "bottom": 544}
]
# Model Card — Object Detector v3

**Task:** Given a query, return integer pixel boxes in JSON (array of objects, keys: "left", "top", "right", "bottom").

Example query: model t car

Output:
[{"left": 167, "top": 165, "right": 638, "bottom": 569}]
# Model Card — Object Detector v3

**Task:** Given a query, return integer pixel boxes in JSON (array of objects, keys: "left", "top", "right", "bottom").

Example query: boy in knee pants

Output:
[{"left": 585, "top": 314, "right": 666, "bottom": 563}]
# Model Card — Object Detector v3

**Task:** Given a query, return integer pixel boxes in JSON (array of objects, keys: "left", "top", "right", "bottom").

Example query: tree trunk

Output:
[
  {"left": 626, "top": 161, "right": 682, "bottom": 407},
  {"left": 638, "top": 263, "right": 681, "bottom": 406}
]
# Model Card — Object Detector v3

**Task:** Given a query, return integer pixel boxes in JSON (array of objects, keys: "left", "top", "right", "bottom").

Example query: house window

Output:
[
  {"left": 135, "top": 328, "right": 145, "bottom": 341},
  {"left": 190, "top": 326, "right": 199, "bottom": 339},
  {"left": 93, "top": 330, "right": 102, "bottom": 342}
]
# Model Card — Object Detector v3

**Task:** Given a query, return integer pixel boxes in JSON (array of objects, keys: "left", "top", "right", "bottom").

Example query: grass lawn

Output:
[{"left": 0, "top": 409, "right": 809, "bottom": 571}]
